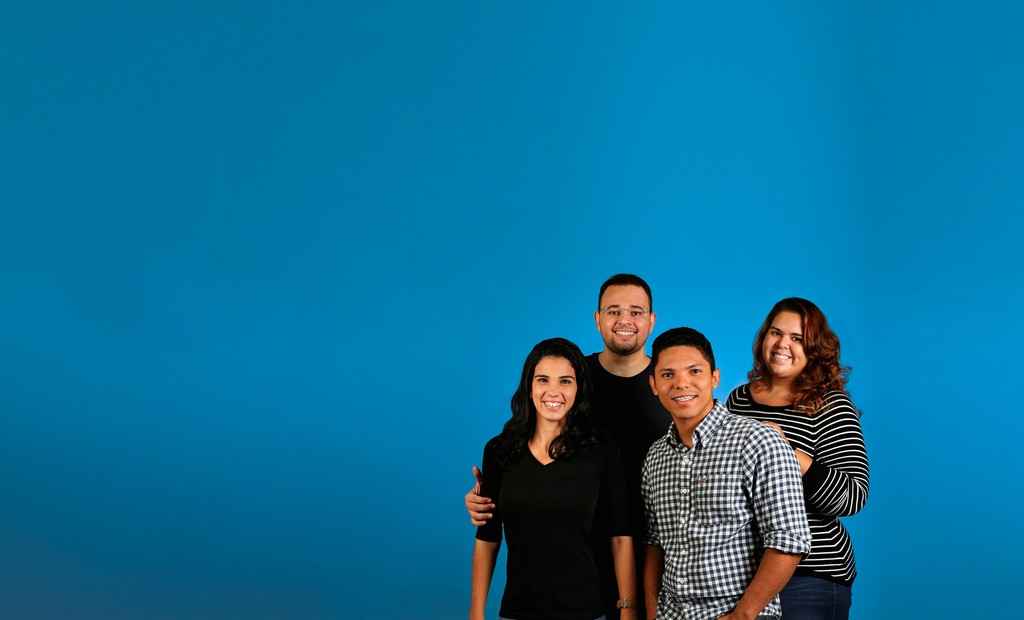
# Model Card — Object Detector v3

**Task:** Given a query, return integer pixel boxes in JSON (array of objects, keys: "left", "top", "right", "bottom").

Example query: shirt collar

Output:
[
  {"left": 667, "top": 399, "right": 728, "bottom": 450},
  {"left": 693, "top": 400, "right": 729, "bottom": 447}
]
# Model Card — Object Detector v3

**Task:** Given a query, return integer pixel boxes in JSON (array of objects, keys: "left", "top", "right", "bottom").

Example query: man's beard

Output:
[{"left": 606, "top": 337, "right": 643, "bottom": 356}]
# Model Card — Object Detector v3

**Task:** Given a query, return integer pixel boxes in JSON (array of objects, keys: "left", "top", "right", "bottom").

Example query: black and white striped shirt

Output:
[{"left": 727, "top": 384, "right": 869, "bottom": 586}]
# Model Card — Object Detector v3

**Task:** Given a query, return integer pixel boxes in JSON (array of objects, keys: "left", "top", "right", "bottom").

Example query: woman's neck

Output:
[
  {"left": 530, "top": 419, "right": 565, "bottom": 463},
  {"left": 754, "top": 379, "right": 796, "bottom": 406}
]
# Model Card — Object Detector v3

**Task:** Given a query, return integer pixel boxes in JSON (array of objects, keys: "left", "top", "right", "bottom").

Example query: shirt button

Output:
[{"left": 682, "top": 488, "right": 689, "bottom": 495}]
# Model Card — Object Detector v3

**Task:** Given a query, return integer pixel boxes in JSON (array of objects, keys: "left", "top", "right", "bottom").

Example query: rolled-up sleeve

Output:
[{"left": 745, "top": 425, "right": 812, "bottom": 556}]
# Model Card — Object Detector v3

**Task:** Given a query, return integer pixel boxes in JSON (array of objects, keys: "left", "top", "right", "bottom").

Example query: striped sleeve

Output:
[{"left": 801, "top": 391, "right": 869, "bottom": 518}]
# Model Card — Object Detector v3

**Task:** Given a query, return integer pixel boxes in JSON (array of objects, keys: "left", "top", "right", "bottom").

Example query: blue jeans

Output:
[{"left": 779, "top": 575, "right": 852, "bottom": 620}]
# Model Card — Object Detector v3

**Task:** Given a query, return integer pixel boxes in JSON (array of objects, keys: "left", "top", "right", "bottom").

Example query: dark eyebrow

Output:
[
  {"left": 659, "top": 362, "right": 706, "bottom": 372},
  {"left": 770, "top": 324, "right": 803, "bottom": 337}
]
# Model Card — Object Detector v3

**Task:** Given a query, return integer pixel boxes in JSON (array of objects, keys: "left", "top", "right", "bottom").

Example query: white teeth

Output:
[
  {"left": 773, "top": 353, "right": 791, "bottom": 361},
  {"left": 673, "top": 395, "right": 696, "bottom": 402},
  {"left": 615, "top": 331, "right": 636, "bottom": 336},
  {"left": 543, "top": 401, "right": 563, "bottom": 408}
]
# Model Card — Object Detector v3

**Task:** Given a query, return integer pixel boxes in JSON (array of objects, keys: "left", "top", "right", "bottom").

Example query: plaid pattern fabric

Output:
[{"left": 641, "top": 401, "right": 811, "bottom": 620}]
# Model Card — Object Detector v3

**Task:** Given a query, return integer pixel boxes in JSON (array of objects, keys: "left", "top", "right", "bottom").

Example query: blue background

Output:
[{"left": 2, "top": 2, "right": 1022, "bottom": 618}]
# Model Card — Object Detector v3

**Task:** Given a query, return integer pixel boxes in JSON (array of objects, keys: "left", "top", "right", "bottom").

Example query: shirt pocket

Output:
[{"left": 692, "top": 472, "right": 746, "bottom": 524}]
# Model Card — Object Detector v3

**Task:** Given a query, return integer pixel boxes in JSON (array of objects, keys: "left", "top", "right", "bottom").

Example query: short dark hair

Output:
[
  {"left": 651, "top": 327, "right": 716, "bottom": 371},
  {"left": 598, "top": 274, "right": 652, "bottom": 311}
]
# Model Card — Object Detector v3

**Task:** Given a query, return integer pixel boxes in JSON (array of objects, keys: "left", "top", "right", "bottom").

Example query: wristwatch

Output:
[{"left": 616, "top": 598, "right": 634, "bottom": 609}]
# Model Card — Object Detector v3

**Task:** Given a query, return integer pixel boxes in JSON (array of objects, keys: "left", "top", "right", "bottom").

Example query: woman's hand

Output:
[
  {"left": 761, "top": 421, "right": 812, "bottom": 475},
  {"left": 761, "top": 420, "right": 788, "bottom": 443}
]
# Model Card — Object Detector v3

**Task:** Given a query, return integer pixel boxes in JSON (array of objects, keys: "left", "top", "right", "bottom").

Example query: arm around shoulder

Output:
[{"left": 465, "top": 465, "right": 494, "bottom": 526}]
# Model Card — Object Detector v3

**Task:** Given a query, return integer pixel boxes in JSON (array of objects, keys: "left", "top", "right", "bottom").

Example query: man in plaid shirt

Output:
[{"left": 641, "top": 327, "right": 811, "bottom": 620}]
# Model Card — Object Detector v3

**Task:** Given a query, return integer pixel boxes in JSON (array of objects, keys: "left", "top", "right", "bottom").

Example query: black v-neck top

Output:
[{"left": 476, "top": 434, "right": 630, "bottom": 620}]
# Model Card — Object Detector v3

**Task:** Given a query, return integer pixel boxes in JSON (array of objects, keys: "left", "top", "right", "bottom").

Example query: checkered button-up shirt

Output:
[{"left": 641, "top": 400, "right": 811, "bottom": 620}]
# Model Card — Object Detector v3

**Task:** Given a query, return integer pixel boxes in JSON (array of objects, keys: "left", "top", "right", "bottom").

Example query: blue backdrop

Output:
[{"left": 2, "top": 2, "right": 1022, "bottom": 618}]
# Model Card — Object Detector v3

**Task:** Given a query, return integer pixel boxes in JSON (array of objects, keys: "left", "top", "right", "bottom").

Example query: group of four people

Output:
[{"left": 466, "top": 274, "right": 869, "bottom": 620}]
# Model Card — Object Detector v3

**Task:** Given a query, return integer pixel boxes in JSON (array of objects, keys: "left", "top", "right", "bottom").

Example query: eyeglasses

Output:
[{"left": 599, "top": 306, "right": 650, "bottom": 318}]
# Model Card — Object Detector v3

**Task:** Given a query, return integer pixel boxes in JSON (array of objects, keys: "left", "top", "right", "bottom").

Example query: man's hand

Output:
[{"left": 465, "top": 466, "right": 494, "bottom": 526}]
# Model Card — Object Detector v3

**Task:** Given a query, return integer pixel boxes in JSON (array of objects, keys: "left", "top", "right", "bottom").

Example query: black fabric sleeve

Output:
[{"left": 475, "top": 437, "right": 504, "bottom": 543}]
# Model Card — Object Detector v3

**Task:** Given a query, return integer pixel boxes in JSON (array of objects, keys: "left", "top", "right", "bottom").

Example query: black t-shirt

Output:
[
  {"left": 476, "top": 434, "right": 630, "bottom": 620},
  {"left": 586, "top": 353, "right": 670, "bottom": 537},
  {"left": 586, "top": 353, "right": 671, "bottom": 617}
]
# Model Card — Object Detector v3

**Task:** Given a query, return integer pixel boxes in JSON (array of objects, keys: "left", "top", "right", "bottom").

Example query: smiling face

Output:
[
  {"left": 594, "top": 284, "right": 656, "bottom": 356},
  {"left": 761, "top": 310, "right": 808, "bottom": 383},
  {"left": 531, "top": 356, "right": 578, "bottom": 427},
  {"left": 650, "top": 345, "right": 720, "bottom": 437}
]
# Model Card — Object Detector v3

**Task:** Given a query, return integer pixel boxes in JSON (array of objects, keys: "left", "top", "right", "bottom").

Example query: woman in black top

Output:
[{"left": 470, "top": 338, "right": 637, "bottom": 620}]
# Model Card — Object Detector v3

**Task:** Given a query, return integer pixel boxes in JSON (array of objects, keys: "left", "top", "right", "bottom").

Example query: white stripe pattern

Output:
[{"left": 727, "top": 385, "right": 869, "bottom": 585}]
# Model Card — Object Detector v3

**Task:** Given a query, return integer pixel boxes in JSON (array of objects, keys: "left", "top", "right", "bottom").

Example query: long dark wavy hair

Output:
[
  {"left": 493, "top": 338, "right": 598, "bottom": 468},
  {"left": 747, "top": 298, "right": 851, "bottom": 415}
]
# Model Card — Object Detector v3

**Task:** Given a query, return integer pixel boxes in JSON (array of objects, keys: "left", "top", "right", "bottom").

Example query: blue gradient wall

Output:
[{"left": 2, "top": 2, "right": 1021, "bottom": 618}]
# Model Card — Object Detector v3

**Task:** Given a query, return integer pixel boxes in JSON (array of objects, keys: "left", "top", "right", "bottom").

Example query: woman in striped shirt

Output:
[{"left": 726, "top": 298, "right": 869, "bottom": 620}]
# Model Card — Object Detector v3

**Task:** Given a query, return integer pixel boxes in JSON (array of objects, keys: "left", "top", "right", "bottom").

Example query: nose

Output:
[{"left": 543, "top": 383, "right": 561, "bottom": 396}]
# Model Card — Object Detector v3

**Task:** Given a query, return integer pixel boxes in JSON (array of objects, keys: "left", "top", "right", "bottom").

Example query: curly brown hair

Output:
[{"left": 747, "top": 298, "right": 850, "bottom": 415}]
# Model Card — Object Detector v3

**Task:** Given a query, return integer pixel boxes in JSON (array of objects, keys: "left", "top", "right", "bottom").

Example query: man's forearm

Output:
[
  {"left": 642, "top": 545, "right": 663, "bottom": 620},
  {"left": 727, "top": 548, "right": 801, "bottom": 620}
]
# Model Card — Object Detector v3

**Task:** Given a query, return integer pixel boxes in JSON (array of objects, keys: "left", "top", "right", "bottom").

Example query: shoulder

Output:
[
  {"left": 643, "top": 432, "right": 673, "bottom": 460},
  {"left": 816, "top": 390, "right": 860, "bottom": 419},
  {"left": 587, "top": 430, "right": 627, "bottom": 466},
  {"left": 593, "top": 429, "right": 622, "bottom": 453},
  {"left": 725, "top": 383, "right": 751, "bottom": 405},
  {"left": 482, "top": 434, "right": 503, "bottom": 457},
  {"left": 723, "top": 409, "right": 771, "bottom": 435},
  {"left": 721, "top": 411, "right": 791, "bottom": 452}
]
